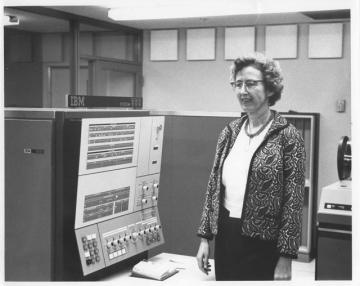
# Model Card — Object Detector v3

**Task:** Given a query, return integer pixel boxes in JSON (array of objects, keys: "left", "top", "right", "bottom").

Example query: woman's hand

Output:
[
  {"left": 196, "top": 238, "right": 211, "bottom": 275},
  {"left": 274, "top": 256, "right": 292, "bottom": 280}
]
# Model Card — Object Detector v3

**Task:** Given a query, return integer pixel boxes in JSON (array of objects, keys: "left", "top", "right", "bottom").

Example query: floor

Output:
[{"left": 292, "top": 259, "right": 316, "bottom": 280}]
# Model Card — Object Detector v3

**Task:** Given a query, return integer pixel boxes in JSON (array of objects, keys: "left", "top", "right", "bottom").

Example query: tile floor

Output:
[{"left": 292, "top": 259, "right": 315, "bottom": 280}]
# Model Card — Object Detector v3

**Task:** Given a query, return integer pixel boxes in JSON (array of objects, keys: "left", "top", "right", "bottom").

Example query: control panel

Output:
[
  {"left": 75, "top": 224, "right": 105, "bottom": 275},
  {"left": 75, "top": 207, "right": 164, "bottom": 276},
  {"left": 74, "top": 116, "right": 165, "bottom": 276},
  {"left": 134, "top": 174, "right": 160, "bottom": 212},
  {"left": 98, "top": 207, "right": 164, "bottom": 267}
]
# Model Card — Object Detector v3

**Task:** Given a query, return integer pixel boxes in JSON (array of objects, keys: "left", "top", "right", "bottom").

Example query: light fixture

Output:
[
  {"left": 108, "top": 0, "right": 258, "bottom": 21},
  {"left": 107, "top": 0, "right": 351, "bottom": 21},
  {"left": 4, "top": 15, "right": 20, "bottom": 26}
]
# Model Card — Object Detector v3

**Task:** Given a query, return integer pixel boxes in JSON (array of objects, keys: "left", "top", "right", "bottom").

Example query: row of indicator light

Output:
[
  {"left": 109, "top": 248, "right": 127, "bottom": 260},
  {"left": 83, "top": 233, "right": 97, "bottom": 241}
]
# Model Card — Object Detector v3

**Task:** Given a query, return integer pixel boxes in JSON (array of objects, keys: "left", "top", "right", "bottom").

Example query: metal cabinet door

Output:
[{"left": 5, "top": 119, "right": 54, "bottom": 281}]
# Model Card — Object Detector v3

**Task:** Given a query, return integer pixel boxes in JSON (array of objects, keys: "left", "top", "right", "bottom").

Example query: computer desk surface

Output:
[{"left": 103, "top": 252, "right": 216, "bottom": 283}]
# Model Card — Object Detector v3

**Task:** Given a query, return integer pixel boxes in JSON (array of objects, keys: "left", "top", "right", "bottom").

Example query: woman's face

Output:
[{"left": 234, "top": 65, "right": 270, "bottom": 115}]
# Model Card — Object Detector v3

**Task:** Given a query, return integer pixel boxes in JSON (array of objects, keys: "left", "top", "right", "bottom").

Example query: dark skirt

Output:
[{"left": 214, "top": 206, "right": 280, "bottom": 281}]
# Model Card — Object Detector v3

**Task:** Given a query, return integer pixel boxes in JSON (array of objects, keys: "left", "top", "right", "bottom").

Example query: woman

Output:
[{"left": 196, "top": 53, "right": 305, "bottom": 281}]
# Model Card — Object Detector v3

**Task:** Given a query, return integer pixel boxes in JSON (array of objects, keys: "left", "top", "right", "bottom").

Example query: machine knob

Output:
[
  {"left": 132, "top": 232, "right": 139, "bottom": 240},
  {"left": 142, "top": 185, "right": 149, "bottom": 191},
  {"left": 141, "top": 198, "right": 148, "bottom": 204},
  {"left": 152, "top": 195, "right": 158, "bottom": 201},
  {"left": 153, "top": 183, "right": 159, "bottom": 189}
]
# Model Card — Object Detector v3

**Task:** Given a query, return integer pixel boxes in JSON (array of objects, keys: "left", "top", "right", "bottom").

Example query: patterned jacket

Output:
[{"left": 197, "top": 111, "right": 305, "bottom": 258}]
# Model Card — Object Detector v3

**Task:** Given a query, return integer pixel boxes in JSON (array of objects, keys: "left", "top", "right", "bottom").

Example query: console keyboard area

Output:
[
  {"left": 75, "top": 207, "right": 164, "bottom": 276},
  {"left": 81, "top": 234, "right": 101, "bottom": 266}
]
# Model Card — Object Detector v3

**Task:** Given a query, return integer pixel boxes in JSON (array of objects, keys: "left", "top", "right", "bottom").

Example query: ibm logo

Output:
[{"left": 69, "top": 95, "right": 85, "bottom": 107}]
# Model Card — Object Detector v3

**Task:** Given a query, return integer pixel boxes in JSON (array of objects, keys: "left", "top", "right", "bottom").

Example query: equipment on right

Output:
[{"left": 316, "top": 136, "right": 352, "bottom": 280}]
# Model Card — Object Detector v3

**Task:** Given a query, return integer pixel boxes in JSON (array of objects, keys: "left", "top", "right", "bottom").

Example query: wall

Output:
[{"left": 142, "top": 21, "right": 351, "bottom": 201}]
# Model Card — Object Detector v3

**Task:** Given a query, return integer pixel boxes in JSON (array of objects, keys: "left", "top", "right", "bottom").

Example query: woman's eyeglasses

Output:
[{"left": 230, "top": 80, "right": 264, "bottom": 91}]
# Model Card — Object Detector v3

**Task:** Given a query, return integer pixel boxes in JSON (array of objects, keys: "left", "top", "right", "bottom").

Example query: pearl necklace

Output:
[{"left": 245, "top": 114, "right": 273, "bottom": 138}]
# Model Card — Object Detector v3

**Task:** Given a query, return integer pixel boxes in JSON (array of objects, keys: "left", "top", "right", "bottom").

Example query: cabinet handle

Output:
[{"left": 318, "top": 227, "right": 351, "bottom": 235}]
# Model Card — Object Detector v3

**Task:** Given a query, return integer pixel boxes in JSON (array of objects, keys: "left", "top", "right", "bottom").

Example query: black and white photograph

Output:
[{"left": 1, "top": 0, "right": 359, "bottom": 284}]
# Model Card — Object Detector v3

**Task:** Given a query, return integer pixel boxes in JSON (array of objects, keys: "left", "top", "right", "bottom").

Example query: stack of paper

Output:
[{"left": 131, "top": 260, "right": 179, "bottom": 281}]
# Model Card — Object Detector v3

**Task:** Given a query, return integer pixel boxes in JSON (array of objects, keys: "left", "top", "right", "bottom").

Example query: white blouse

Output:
[{"left": 222, "top": 119, "right": 273, "bottom": 218}]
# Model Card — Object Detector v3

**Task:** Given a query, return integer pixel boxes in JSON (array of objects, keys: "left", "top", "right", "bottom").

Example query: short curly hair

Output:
[{"left": 229, "top": 53, "right": 284, "bottom": 106}]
